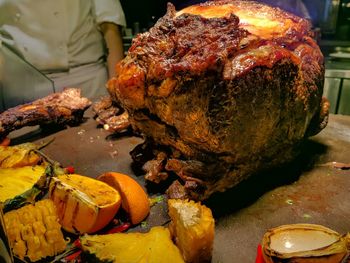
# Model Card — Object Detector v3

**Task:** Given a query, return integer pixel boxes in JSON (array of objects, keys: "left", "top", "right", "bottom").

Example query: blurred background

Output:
[{"left": 120, "top": 0, "right": 350, "bottom": 43}]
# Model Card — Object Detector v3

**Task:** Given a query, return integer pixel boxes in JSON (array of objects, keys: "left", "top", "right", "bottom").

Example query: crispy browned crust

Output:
[
  {"left": 109, "top": 1, "right": 328, "bottom": 200},
  {"left": 0, "top": 88, "right": 91, "bottom": 139},
  {"left": 92, "top": 96, "right": 131, "bottom": 132}
]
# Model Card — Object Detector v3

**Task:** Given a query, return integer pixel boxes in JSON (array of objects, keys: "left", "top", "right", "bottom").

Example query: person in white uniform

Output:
[{"left": 0, "top": 0, "right": 126, "bottom": 98}]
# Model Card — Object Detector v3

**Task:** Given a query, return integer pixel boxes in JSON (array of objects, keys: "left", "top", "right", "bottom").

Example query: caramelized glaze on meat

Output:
[{"left": 109, "top": 1, "right": 328, "bottom": 200}]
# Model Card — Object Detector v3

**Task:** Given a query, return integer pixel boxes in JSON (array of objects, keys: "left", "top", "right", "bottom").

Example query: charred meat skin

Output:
[
  {"left": 92, "top": 96, "right": 131, "bottom": 132},
  {"left": 0, "top": 88, "right": 91, "bottom": 139},
  {"left": 109, "top": 1, "right": 329, "bottom": 200}
]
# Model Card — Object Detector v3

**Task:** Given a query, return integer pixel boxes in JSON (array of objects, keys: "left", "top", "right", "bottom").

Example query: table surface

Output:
[{"left": 10, "top": 110, "right": 350, "bottom": 263}]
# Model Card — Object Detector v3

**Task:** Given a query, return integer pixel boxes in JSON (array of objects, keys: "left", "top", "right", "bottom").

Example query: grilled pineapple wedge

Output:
[
  {"left": 168, "top": 199, "right": 215, "bottom": 263},
  {"left": 3, "top": 199, "right": 67, "bottom": 262},
  {"left": 80, "top": 226, "right": 184, "bottom": 263},
  {"left": 0, "top": 143, "right": 63, "bottom": 212},
  {"left": 0, "top": 143, "right": 41, "bottom": 168},
  {"left": 0, "top": 164, "right": 53, "bottom": 212}
]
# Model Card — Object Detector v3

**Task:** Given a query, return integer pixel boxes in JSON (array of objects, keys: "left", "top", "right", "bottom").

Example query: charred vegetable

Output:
[
  {"left": 3, "top": 199, "right": 67, "bottom": 262},
  {"left": 80, "top": 226, "right": 184, "bottom": 263}
]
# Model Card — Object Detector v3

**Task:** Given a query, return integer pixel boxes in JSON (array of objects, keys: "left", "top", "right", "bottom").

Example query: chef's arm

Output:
[{"left": 100, "top": 22, "right": 124, "bottom": 78}]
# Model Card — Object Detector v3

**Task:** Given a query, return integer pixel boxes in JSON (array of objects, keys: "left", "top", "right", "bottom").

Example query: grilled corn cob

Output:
[
  {"left": 3, "top": 199, "right": 67, "bottom": 262},
  {"left": 168, "top": 199, "right": 215, "bottom": 263}
]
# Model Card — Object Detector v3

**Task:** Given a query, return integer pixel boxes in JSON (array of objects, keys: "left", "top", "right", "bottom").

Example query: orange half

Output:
[
  {"left": 97, "top": 172, "right": 150, "bottom": 225},
  {"left": 49, "top": 174, "right": 121, "bottom": 234}
]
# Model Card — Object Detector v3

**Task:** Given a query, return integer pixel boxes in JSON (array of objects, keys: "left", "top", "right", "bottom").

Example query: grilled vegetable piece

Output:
[
  {"left": 49, "top": 174, "right": 121, "bottom": 234},
  {"left": 80, "top": 226, "right": 184, "bottom": 263},
  {"left": 0, "top": 164, "right": 54, "bottom": 212},
  {"left": 0, "top": 143, "right": 64, "bottom": 212},
  {"left": 0, "top": 143, "right": 41, "bottom": 168},
  {"left": 168, "top": 199, "right": 215, "bottom": 263},
  {"left": 3, "top": 199, "right": 67, "bottom": 262}
]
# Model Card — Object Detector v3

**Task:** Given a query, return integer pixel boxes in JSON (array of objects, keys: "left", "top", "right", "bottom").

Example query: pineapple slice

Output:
[
  {"left": 168, "top": 199, "right": 215, "bottom": 263},
  {"left": 0, "top": 165, "right": 52, "bottom": 212},
  {"left": 80, "top": 226, "right": 184, "bottom": 263},
  {"left": 0, "top": 143, "right": 62, "bottom": 212},
  {"left": 0, "top": 143, "right": 41, "bottom": 168}
]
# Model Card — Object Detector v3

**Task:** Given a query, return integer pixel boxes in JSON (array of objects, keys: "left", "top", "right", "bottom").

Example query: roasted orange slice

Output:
[
  {"left": 49, "top": 174, "right": 121, "bottom": 234},
  {"left": 97, "top": 172, "right": 150, "bottom": 225}
]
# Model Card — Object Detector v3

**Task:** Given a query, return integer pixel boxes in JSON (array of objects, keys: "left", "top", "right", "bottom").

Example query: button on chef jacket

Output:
[{"left": 0, "top": 0, "right": 126, "bottom": 98}]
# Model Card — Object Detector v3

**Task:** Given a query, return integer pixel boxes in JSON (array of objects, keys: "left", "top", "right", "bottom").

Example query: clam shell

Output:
[{"left": 262, "top": 224, "right": 349, "bottom": 263}]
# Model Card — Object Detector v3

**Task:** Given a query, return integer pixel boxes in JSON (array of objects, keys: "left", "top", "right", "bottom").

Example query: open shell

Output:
[{"left": 262, "top": 224, "right": 349, "bottom": 263}]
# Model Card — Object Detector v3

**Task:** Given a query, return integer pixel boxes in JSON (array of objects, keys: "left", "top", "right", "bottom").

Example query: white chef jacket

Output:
[{"left": 0, "top": 0, "right": 126, "bottom": 98}]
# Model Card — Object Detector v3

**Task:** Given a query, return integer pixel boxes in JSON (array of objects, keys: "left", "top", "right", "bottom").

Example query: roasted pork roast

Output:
[{"left": 108, "top": 0, "right": 329, "bottom": 200}]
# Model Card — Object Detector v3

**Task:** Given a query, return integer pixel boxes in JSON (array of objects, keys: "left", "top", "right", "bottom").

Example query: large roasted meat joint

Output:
[{"left": 108, "top": 0, "right": 329, "bottom": 200}]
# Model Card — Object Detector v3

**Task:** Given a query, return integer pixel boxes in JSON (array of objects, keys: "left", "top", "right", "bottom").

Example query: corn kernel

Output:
[{"left": 3, "top": 199, "right": 66, "bottom": 261}]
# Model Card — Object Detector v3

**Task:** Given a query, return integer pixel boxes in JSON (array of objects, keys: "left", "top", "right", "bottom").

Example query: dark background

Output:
[
  {"left": 120, "top": 0, "right": 205, "bottom": 32},
  {"left": 120, "top": 0, "right": 350, "bottom": 40}
]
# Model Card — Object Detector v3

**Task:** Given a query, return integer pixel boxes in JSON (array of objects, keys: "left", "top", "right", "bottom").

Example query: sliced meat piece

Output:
[
  {"left": 93, "top": 96, "right": 130, "bottom": 132},
  {"left": 92, "top": 96, "right": 113, "bottom": 115},
  {"left": 166, "top": 180, "right": 190, "bottom": 200},
  {"left": 102, "top": 112, "right": 130, "bottom": 132},
  {"left": 143, "top": 152, "right": 168, "bottom": 183},
  {"left": 0, "top": 88, "right": 91, "bottom": 140}
]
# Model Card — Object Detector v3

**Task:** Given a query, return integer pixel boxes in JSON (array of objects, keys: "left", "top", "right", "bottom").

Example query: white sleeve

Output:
[{"left": 93, "top": 0, "right": 127, "bottom": 27}]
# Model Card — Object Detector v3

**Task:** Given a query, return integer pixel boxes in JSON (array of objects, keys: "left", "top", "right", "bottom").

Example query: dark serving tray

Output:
[{"left": 9, "top": 109, "right": 350, "bottom": 263}]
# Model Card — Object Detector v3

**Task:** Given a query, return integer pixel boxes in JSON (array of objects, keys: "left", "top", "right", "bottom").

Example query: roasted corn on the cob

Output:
[
  {"left": 168, "top": 199, "right": 215, "bottom": 263},
  {"left": 4, "top": 199, "right": 67, "bottom": 262}
]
